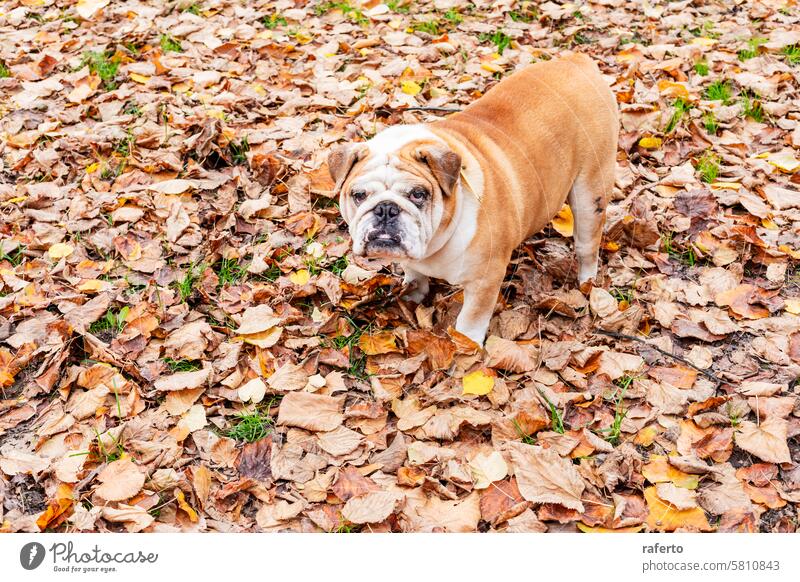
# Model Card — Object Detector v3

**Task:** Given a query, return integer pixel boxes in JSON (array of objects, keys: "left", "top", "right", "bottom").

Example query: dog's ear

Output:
[
  {"left": 328, "top": 144, "right": 367, "bottom": 192},
  {"left": 414, "top": 145, "right": 461, "bottom": 196}
]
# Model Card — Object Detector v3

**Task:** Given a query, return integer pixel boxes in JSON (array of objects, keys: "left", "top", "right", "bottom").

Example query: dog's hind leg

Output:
[{"left": 568, "top": 160, "right": 614, "bottom": 284}]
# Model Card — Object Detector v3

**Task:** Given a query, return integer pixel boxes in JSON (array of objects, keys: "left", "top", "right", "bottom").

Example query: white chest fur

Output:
[{"left": 400, "top": 180, "right": 479, "bottom": 286}]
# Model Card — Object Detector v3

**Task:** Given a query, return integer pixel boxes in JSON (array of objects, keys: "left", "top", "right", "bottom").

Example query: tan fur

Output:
[{"left": 332, "top": 54, "right": 619, "bottom": 343}]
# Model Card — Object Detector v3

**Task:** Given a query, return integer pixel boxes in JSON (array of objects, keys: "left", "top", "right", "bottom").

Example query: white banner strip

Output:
[{"left": 2, "top": 533, "right": 798, "bottom": 582}]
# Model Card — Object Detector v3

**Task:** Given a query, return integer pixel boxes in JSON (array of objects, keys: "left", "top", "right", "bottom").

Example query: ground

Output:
[{"left": 1, "top": 0, "right": 800, "bottom": 533}]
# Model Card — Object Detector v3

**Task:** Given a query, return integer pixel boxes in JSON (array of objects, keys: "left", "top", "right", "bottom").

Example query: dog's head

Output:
[{"left": 328, "top": 126, "right": 461, "bottom": 261}]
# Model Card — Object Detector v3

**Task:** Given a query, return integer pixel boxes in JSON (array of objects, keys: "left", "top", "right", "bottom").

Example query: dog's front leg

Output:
[
  {"left": 455, "top": 269, "right": 505, "bottom": 346},
  {"left": 401, "top": 266, "right": 430, "bottom": 303}
]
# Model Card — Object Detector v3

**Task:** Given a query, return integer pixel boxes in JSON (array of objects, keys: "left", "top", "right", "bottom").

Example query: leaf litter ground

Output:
[{"left": 1, "top": 0, "right": 800, "bottom": 533}]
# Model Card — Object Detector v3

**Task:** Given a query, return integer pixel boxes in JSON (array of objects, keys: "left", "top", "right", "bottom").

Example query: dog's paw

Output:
[
  {"left": 401, "top": 273, "right": 429, "bottom": 303},
  {"left": 401, "top": 288, "right": 428, "bottom": 303}
]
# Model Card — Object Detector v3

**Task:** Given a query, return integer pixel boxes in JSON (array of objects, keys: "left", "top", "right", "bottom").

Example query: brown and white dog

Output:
[{"left": 329, "top": 53, "right": 618, "bottom": 345}]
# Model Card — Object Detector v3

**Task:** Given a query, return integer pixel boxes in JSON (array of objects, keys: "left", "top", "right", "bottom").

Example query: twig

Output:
[
  {"left": 592, "top": 329, "right": 724, "bottom": 386},
  {"left": 402, "top": 106, "right": 463, "bottom": 112}
]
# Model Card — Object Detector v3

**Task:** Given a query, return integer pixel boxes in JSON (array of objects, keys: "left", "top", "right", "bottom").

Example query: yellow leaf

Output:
[
  {"left": 462, "top": 368, "right": 495, "bottom": 396},
  {"left": 657, "top": 80, "right": 689, "bottom": 99},
  {"left": 86, "top": 162, "right": 100, "bottom": 174},
  {"left": 550, "top": 204, "right": 574, "bottom": 237},
  {"left": 767, "top": 150, "right": 800, "bottom": 173},
  {"left": 634, "top": 425, "right": 658, "bottom": 447},
  {"left": 481, "top": 62, "right": 504, "bottom": 73},
  {"left": 175, "top": 489, "right": 198, "bottom": 522},
  {"left": 616, "top": 48, "right": 642, "bottom": 63},
  {"left": 294, "top": 30, "right": 313, "bottom": 44},
  {"left": 644, "top": 486, "right": 712, "bottom": 532},
  {"left": 710, "top": 182, "right": 741, "bottom": 190},
  {"left": 691, "top": 37, "right": 717, "bottom": 47},
  {"left": 358, "top": 331, "right": 399, "bottom": 355},
  {"left": 76, "top": 0, "right": 110, "bottom": 20},
  {"left": 779, "top": 244, "right": 800, "bottom": 259},
  {"left": 2, "top": 195, "right": 27, "bottom": 207},
  {"left": 172, "top": 81, "right": 192, "bottom": 93},
  {"left": 251, "top": 82, "right": 266, "bottom": 96},
  {"left": 784, "top": 298, "right": 800, "bottom": 315},
  {"left": 289, "top": 269, "right": 310, "bottom": 285},
  {"left": 577, "top": 523, "right": 644, "bottom": 533},
  {"left": 78, "top": 279, "right": 106, "bottom": 293},
  {"left": 761, "top": 218, "right": 779, "bottom": 230},
  {"left": 638, "top": 136, "right": 662, "bottom": 150},
  {"left": 129, "top": 72, "right": 150, "bottom": 84},
  {"left": 401, "top": 80, "right": 422, "bottom": 96},
  {"left": 48, "top": 242, "right": 74, "bottom": 260}
]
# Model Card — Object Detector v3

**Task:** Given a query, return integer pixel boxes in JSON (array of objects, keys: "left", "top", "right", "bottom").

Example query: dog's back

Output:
[{"left": 433, "top": 54, "right": 618, "bottom": 245}]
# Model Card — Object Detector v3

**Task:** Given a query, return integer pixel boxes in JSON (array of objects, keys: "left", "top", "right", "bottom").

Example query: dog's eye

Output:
[
  {"left": 409, "top": 187, "right": 429, "bottom": 202},
  {"left": 351, "top": 189, "right": 367, "bottom": 204}
]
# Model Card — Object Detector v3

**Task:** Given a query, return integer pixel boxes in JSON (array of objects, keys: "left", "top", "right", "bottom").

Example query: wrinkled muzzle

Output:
[{"left": 350, "top": 195, "right": 427, "bottom": 260}]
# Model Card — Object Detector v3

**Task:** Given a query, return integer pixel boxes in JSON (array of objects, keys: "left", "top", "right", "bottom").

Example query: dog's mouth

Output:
[{"left": 362, "top": 230, "right": 406, "bottom": 257}]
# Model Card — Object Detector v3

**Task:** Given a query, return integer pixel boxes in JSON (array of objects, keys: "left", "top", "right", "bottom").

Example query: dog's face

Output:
[{"left": 328, "top": 128, "right": 461, "bottom": 261}]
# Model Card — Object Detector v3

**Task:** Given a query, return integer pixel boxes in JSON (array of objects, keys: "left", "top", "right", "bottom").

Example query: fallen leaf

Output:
[
  {"left": 469, "top": 451, "right": 508, "bottom": 490},
  {"left": 342, "top": 491, "right": 403, "bottom": 524},
  {"left": 154, "top": 368, "right": 211, "bottom": 391},
  {"left": 484, "top": 336, "right": 539, "bottom": 372},
  {"left": 358, "top": 331, "right": 399, "bottom": 355},
  {"left": 94, "top": 457, "right": 145, "bottom": 502},
  {"left": 735, "top": 418, "right": 792, "bottom": 464},
  {"left": 641, "top": 455, "right": 700, "bottom": 489},
  {"left": 655, "top": 483, "right": 698, "bottom": 510},
  {"left": 509, "top": 442, "right": 586, "bottom": 512},
  {"left": 644, "top": 486, "right": 712, "bottom": 532},
  {"left": 462, "top": 368, "right": 496, "bottom": 396},
  {"left": 238, "top": 377, "right": 267, "bottom": 403},
  {"left": 277, "top": 392, "right": 344, "bottom": 431},
  {"left": 551, "top": 204, "right": 574, "bottom": 237},
  {"left": 48, "top": 242, "right": 74, "bottom": 260}
]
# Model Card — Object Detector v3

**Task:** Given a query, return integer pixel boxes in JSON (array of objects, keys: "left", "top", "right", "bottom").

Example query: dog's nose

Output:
[{"left": 374, "top": 201, "right": 400, "bottom": 221}]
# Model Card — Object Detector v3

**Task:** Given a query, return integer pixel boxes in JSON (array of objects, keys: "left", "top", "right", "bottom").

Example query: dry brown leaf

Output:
[
  {"left": 469, "top": 451, "right": 509, "bottom": 490},
  {"left": 735, "top": 418, "right": 792, "bottom": 464},
  {"left": 94, "top": 457, "right": 145, "bottom": 502},
  {"left": 342, "top": 491, "right": 404, "bottom": 524},
  {"left": 277, "top": 392, "right": 344, "bottom": 431},
  {"left": 154, "top": 368, "right": 211, "bottom": 392},
  {"left": 508, "top": 442, "right": 586, "bottom": 512},
  {"left": 484, "top": 336, "right": 540, "bottom": 372},
  {"left": 405, "top": 492, "right": 481, "bottom": 532},
  {"left": 655, "top": 483, "right": 698, "bottom": 510}
]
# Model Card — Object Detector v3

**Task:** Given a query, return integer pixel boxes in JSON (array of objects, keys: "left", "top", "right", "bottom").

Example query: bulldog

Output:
[{"left": 329, "top": 53, "right": 618, "bottom": 345}]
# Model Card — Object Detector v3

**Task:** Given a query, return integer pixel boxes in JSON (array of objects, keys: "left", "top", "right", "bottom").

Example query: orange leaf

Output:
[
  {"left": 641, "top": 455, "right": 699, "bottom": 489},
  {"left": 644, "top": 486, "right": 712, "bottom": 532},
  {"left": 36, "top": 484, "right": 75, "bottom": 531},
  {"left": 648, "top": 365, "right": 698, "bottom": 389},
  {"left": 715, "top": 284, "right": 770, "bottom": 319},
  {"left": 175, "top": 489, "right": 199, "bottom": 522},
  {"left": 550, "top": 204, "right": 574, "bottom": 237},
  {"left": 358, "top": 331, "right": 399, "bottom": 355}
]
